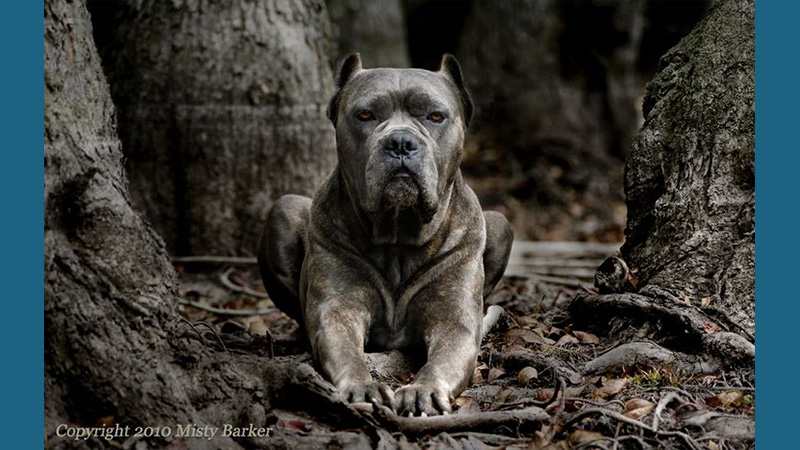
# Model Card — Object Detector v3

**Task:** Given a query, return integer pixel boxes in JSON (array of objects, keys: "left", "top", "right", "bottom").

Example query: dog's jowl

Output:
[{"left": 257, "top": 54, "right": 513, "bottom": 416}]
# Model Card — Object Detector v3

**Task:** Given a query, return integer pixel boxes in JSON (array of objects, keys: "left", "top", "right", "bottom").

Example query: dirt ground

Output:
[{"left": 173, "top": 246, "right": 754, "bottom": 450}]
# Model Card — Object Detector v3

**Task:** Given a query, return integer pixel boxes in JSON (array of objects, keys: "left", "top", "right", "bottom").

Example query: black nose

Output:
[{"left": 383, "top": 130, "right": 420, "bottom": 158}]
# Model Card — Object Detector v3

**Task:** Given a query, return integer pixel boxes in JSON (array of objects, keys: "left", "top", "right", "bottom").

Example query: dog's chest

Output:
[{"left": 367, "top": 246, "right": 424, "bottom": 291}]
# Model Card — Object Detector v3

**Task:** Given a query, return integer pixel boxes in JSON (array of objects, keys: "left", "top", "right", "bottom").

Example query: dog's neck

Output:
[{"left": 337, "top": 167, "right": 458, "bottom": 248}]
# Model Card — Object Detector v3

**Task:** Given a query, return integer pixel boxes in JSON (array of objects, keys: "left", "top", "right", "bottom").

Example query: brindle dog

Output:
[{"left": 258, "top": 54, "right": 513, "bottom": 416}]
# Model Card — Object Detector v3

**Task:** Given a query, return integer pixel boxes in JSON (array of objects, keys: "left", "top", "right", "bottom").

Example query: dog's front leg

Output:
[
  {"left": 304, "top": 282, "right": 396, "bottom": 410},
  {"left": 395, "top": 272, "right": 484, "bottom": 416}
]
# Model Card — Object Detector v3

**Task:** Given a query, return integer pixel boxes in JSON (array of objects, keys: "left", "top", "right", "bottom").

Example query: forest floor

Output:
[{"left": 173, "top": 242, "right": 754, "bottom": 450}]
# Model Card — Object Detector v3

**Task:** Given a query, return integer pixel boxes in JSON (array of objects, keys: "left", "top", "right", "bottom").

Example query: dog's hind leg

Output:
[
  {"left": 257, "top": 194, "right": 312, "bottom": 326},
  {"left": 482, "top": 211, "right": 514, "bottom": 298}
]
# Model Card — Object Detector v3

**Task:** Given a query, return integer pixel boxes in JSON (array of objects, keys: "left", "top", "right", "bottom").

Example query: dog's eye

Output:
[
  {"left": 355, "top": 110, "right": 375, "bottom": 122},
  {"left": 427, "top": 112, "right": 446, "bottom": 123}
]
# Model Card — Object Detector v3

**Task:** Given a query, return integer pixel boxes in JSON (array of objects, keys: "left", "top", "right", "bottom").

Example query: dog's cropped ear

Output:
[
  {"left": 439, "top": 54, "right": 473, "bottom": 126},
  {"left": 327, "top": 53, "right": 363, "bottom": 124}
]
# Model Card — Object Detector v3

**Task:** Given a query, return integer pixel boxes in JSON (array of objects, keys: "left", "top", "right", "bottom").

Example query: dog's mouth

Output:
[{"left": 381, "top": 167, "right": 421, "bottom": 209}]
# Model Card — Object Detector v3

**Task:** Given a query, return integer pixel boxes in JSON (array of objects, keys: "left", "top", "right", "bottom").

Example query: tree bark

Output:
[
  {"left": 570, "top": 0, "right": 755, "bottom": 353},
  {"left": 95, "top": 0, "right": 338, "bottom": 256},
  {"left": 327, "top": 0, "right": 410, "bottom": 68},
  {"left": 622, "top": 0, "right": 755, "bottom": 336}
]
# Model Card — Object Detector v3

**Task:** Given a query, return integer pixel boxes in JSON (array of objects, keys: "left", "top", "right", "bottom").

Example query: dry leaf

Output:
[
  {"left": 623, "top": 398, "right": 655, "bottom": 419},
  {"left": 700, "top": 296, "right": 712, "bottom": 308},
  {"left": 503, "top": 344, "right": 528, "bottom": 354},
  {"left": 456, "top": 398, "right": 481, "bottom": 414},
  {"left": 548, "top": 326, "right": 564, "bottom": 337},
  {"left": 595, "top": 378, "right": 628, "bottom": 399},
  {"left": 708, "top": 440, "right": 720, "bottom": 450},
  {"left": 492, "top": 386, "right": 513, "bottom": 406},
  {"left": 488, "top": 367, "right": 506, "bottom": 382},
  {"left": 555, "top": 334, "right": 579, "bottom": 347},
  {"left": 518, "top": 366, "right": 539, "bottom": 385},
  {"left": 573, "top": 331, "right": 600, "bottom": 344},
  {"left": 707, "top": 390, "right": 744, "bottom": 408},
  {"left": 505, "top": 328, "right": 555, "bottom": 345},
  {"left": 453, "top": 396, "right": 472, "bottom": 408},
  {"left": 474, "top": 368, "right": 485, "bottom": 383},
  {"left": 278, "top": 419, "right": 310, "bottom": 431},
  {"left": 537, "top": 386, "right": 583, "bottom": 401},
  {"left": 567, "top": 430, "right": 606, "bottom": 445},
  {"left": 516, "top": 315, "right": 538, "bottom": 327}
]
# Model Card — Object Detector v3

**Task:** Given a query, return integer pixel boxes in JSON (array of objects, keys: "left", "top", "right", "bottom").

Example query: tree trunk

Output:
[
  {"left": 327, "top": 0, "right": 410, "bottom": 68},
  {"left": 570, "top": 0, "right": 755, "bottom": 359},
  {"left": 94, "top": 0, "right": 338, "bottom": 256}
]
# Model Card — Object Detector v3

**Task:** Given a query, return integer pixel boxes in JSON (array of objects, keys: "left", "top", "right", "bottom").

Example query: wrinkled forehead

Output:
[{"left": 342, "top": 68, "right": 459, "bottom": 110}]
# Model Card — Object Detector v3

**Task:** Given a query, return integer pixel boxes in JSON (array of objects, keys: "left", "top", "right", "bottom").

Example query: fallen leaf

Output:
[
  {"left": 456, "top": 398, "right": 481, "bottom": 414},
  {"left": 707, "top": 390, "right": 744, "bottom": 408},
  {"left": 518, "top": 366, "right": 539, "bottom": 385},
  {"left": 492, "top": 386, "right": 513, "bottom": 406},
  {"left": 503, "top": 344, "right": 528, "bottom": 353},
  {"left": 548, "top": 326, "right": 564, "bottom": 337},
  {"left": 537, "top": 386, "right": 583, "bottom": 401},
  {"left": 567, "top": 430, "right": 606, "bottom": 445},
  {"left": 595, "top": 378, "right": 628, "bottom": 399},
  {"left": 505, "top": 328, "right": 555, "bottom": 345},
  {"left": 248, "top": 320, "right": 269, "bottom": 337},
  {"left": 397, "top": 372, "right": 414, "bottom": 383},
  {"left": 573, "top": 331, "right": 600, "bottom": 344},
  {"left": 453, "top": 396, "right": 472, "bottom": 408},
  {"left": 555, "top": 334, "right": 579, "bottom": 347},
  {"left": 623, "top": 398, "right": 655, "bottom": 419},
  {"left": 278, "top": 419, "right": 310, "bottom": 431},
  {"left": 708, "top": 440, "right": 720, "bottom": 450},
  {"left": 700, "top": 296, "right": 712, "bottom": 308},
  {"left": 488, "top": 367, "right": 506, "bottom": 382},
  {"left": 474, "top": 368, "right": 485, "bottom": 384},
  {"left": 516, "top": 315, "right": 538, "bottom": 327}
]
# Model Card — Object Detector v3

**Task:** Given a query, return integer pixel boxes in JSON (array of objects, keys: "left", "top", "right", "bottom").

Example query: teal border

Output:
[
  {"left": 755, "top": 1, "right": 793, "bottom": 448},
  {"left": 2, "top": 1, "right": 44, "bottom": 448}
]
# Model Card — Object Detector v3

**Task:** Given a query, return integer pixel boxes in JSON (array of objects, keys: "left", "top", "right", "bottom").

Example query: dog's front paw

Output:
[
  {"left": 339, "top": 381, "right": 396, "bottom": 410},
  {"left": 395, "top": 384, "right": 451, "bottom": 416}
]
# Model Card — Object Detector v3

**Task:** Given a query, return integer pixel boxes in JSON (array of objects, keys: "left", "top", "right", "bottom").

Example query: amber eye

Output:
[
  {"left": 427, "top": 112, "right": 446, "bottom": 123},
  {"left": 355, "top": 110, "right": 375, "bottom": 121}
]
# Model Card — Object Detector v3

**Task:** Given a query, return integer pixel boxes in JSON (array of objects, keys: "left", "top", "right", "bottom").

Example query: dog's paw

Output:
[
  {"left": 395, "top": 384, "right": 452, "bottom": 416},
  {"left": 339, "top": 381, "right": 396, "bottom": 410}
]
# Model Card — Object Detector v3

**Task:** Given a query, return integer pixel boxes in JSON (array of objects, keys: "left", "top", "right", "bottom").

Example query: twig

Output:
[
  {"left": 219, "top": 267, "right": 269, "bottom": 298},
  {"left": 175, "top": 317, "right": 207, "bottom": 345},
  {"left": 652, "top": 391, "right": 683, "bottom": 431},
  {"left": 534, "top": 377, "right": 565, "bottom": 408},
  {"left": 564, "top": 408, "right": 702, "bottom": 450},
  {"left": 371, "top": 404, "right": 548, "bottom": 436},
  {"left": 177, "top": 298, "right": 273, "bottom": 316},
  {"left": 194, "top": 321, "right": 227, "bottom": 353},
  {"left": 533, "top": 377, "right": 568, "bottom": 447},
  {"left": 574, "top": 438, "right": 613, "bottom": 450},
  {"left": 172, "top": 256, "right": 258, "bottom": 264},
  {"left": 567, "top": 398, "right": 626, "bottom": 410},
  {"left": 613, "top": 435, "right": 648, "bottom": 450}
]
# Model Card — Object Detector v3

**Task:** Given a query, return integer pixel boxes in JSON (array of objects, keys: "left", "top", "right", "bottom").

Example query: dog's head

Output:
[{"left": 327, "top": 54, "right": 473, "bottom": 235}]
